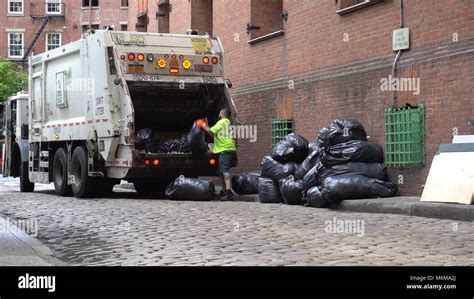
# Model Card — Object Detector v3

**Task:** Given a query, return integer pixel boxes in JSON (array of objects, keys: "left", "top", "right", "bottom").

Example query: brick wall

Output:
[
  {"left": 0, "top": 0, "right": 128, "bottom": 60},
  {"left": 169, "top": 0, "right": 191, "bottom": 34},
  {"left": 209, "top": 0, "right": 474, "bottom": 196}
]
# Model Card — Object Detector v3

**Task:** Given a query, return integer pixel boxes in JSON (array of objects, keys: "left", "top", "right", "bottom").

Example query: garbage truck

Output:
[{"left": 2, "top": 30, "right": 237, "bottom": 198}]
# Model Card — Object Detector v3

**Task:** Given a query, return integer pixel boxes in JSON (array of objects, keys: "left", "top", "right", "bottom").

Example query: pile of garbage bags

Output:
[
  {"left": 136, "top": 120, "right": 207, "bottom": 155},
  {"left": 255, "top": 119, "right": 397, "bottom": 207}
]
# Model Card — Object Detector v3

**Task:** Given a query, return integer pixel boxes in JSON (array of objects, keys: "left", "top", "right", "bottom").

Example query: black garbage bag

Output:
[
  {"left": 260, "top": 156, "right": 297, "bottom": 181},
  {"left": 258, "top": 177, "right": 283, "bottom": 204},
  {"left": 321, "top": 140, "right": 384, "bottom": 166},
  {"left": 165, "top": 176, "right": 215, "bottom": 201},
  {"left": 143, "top": 138, "right": 160, "bottom": 153},
  {"left": 187, "top": 120, "right": 208, "bottom": 155},
  {"left": 294, "top": 147, "right": 323, "bottom": 180},
  {"left": 232, "top": 171, "right": 260, "bottom": 195},
  {"left": 308, "top": 143, "right": 319, "bottom": 155},
  {"left": 316, "top": 127, "right": 330, "bottom": 148},
  {"left": 285, "top": 133, "right": 309, "bottom": 163},
  {"left": 157, "top": 136, "right": 190, "bottom": 153},
  {"left": 302, "top": 164, "right": 320, "bottom": 191},
  {"left": 317, "top": 162, "right": 387, "bottom": 184},
  {"left": 136, "top": 128, "right": 153, "bottom": 150},
  {"left": 271, "top": 140, "right": 294, "bottom": 162},
  {"left": 303, "top": 186, "right": 329, "bottom": 208},
  {"left": 322, "top": 175, "right": 398, "bottom": 204},
  {"left": 278, "top": 175, "right": 304, "bottom": 205},
  {"left": 271, "top": 133, "right": 309, "bottom": 163},
  {"left": 325, "top": 119, "right": 368, "bottom": 146}
]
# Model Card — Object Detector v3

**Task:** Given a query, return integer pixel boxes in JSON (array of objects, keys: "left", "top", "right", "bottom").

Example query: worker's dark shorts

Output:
[{"left": 218, "top": 151, "right": 237, "bottom": 175}]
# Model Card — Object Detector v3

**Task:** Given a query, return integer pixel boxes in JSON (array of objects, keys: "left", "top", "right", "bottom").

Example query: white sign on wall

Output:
[{"left": 393, "top": 28, "right": 410, "bottom": 51}]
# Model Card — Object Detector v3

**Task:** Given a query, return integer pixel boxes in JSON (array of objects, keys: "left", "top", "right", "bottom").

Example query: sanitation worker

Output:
[{"left": 198, "top": 108, "right": 237, "bottom": 201}]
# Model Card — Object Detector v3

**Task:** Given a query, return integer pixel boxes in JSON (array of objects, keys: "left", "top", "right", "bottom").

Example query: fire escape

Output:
[{"left": 22, "top": 1, "right": 66, "bottom": 63}]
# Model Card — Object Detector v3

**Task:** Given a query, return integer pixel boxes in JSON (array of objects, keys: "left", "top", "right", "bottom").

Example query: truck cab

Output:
[{"left": 1, "top": 92, "right": 33, "bottom": 191}]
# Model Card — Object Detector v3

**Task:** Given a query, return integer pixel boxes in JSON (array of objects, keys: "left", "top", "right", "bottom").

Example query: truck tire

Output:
[
  {"left": 71, "top": 146, "right": 95, "bottom": 198},
  {"left": 19, "top": 161, "right": 34, "bottom": 192},
  {"left": 53, "top": 148, "right": 72, "bottom": 196}
]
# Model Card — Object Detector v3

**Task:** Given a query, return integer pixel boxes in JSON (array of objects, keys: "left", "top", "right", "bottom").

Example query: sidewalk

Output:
[
  {"left": 0, "top": 216, "right": 66, "bottom": 266},
  {"left": 236, "top": 195, "right": 474, "bottom": 222},
  {"left": 117, "top": 182, "right": 474, "bottom": 222}
]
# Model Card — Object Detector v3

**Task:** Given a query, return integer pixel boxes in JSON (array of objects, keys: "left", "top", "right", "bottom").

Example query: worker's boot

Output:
[{"left": 220, "top": 189, "right": 234, "bottom": 201}]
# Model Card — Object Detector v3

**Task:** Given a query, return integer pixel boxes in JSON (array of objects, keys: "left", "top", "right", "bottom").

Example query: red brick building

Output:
[
  {"left": 3, "top": 0, "right": 473, "bottom": 195},
  {"left": 157, "top": 0, "right": 472, "bottom": 196},
  {"left": 0, "top": 0, "right": 129, "bottom": 61}
]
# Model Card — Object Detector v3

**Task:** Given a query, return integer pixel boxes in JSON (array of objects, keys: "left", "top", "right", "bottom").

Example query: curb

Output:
[
  {"left": 233, "top": 194, "right": 474, "bottom": 222},
  {"left": 0, "top": 216, "right": 68, "bottom": 266}
]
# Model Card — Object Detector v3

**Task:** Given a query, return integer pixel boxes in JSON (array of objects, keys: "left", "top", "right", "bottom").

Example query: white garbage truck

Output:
[{"left": 2, "top": 30, "right": 237, "bottom": 198}]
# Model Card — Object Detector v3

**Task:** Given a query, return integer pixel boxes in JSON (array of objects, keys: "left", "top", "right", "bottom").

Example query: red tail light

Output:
[
  {"left": 211, "top": 57, "right": 218, "bottom": 64},
  {"left": 128, "top": 53, "right": 135, "bottom": 61},
  {"left": 209, "top": 158, "right": 216, "bottom": 165},
  {"left": 164, "top": 54, "right": 169, "bottom": 59},
  {"left": 120, "top": 54, "right": 125, "bottom": 60},
  {"left": 144, "top": 159, "right": 151, "bottom": 166},
  {"left": 153, "top": 159, "right": 160, "bottom": 166}
]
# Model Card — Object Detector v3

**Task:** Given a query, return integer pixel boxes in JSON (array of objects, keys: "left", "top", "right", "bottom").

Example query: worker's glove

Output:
[{"left": 197, "top": 119, "right": 207, "bottom": 129}]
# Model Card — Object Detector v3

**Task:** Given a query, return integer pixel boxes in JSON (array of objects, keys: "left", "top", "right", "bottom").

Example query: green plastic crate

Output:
[
  {"left": 271, "top": 118, "right": 293, "bottom": 147},
  {"left": 384, "top": 104, "right": 426, "bottom": 167}
]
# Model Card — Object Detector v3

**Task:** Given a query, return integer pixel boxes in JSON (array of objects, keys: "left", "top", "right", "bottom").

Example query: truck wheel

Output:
[
  {"left": 19, "top": 161, "right": 34, "bottom": 192},
  {"left": 71, "top": 146, "right": 95, "bottom": 198},
  {"left": 53, "top": 148, "right": 72, "bottom": 196}
]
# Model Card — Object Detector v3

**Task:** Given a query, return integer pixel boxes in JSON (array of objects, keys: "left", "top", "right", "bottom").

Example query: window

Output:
[
  {"left": 82, "top": 24, "right": 99, "bottom": 32},
  {"left": 121, "top": 24, "right": 128, "bottom": 31},
  {"left": 121, "top": 0, "right": 128, "bottom": 7},
  {"left": 248, "top": 0, "right": 284, "bottom": 44},
  {"left": 384, "top": 104, "right": 426, "bottom": 167},
  {"left": 46, "top": 33, "right": 61, "bottom": 51},
  {"left": 8, "top": 32, "right": 24, "bottom": 59},
  {"left": 336, "top": 0, "right": 382, "bottom": 15},
  {"left": 46, "top": 0, "right": 61, "bottom": 14},
  {"left": 82, "top": 0, "right": 99, "bottom": 7},
  {"left": 190, "top": 0, "right": 212, "bottom": 36},
  {"left": 8, "top": 0, "right": 23, "bottom": 14},
  {"left": 157, "top": 1, "right": 170, "bottom": 33}
]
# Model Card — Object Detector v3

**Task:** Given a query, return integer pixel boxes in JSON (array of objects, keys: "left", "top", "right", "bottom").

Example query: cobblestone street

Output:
[{"left": 0, "top": 188, "right": 472, "bottom": 266}]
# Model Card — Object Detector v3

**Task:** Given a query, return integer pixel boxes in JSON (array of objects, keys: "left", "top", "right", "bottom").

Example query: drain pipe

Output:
[{"left": 391, "top": 0, "right": 404, "bottom": 108}]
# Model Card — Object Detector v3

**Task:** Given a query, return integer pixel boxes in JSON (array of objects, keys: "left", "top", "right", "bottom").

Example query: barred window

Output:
[{"left": 46, "top": 33, "right": 61, "bottom": 51}]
